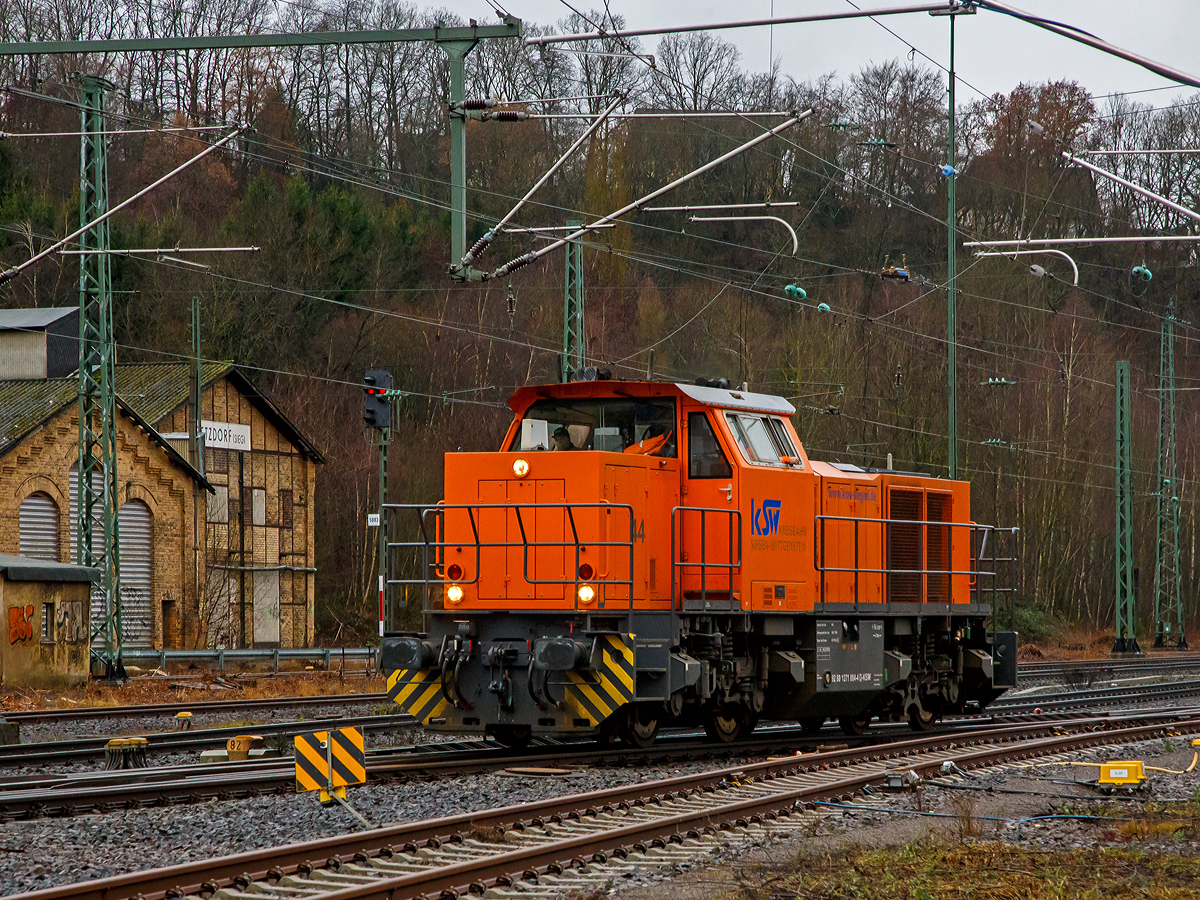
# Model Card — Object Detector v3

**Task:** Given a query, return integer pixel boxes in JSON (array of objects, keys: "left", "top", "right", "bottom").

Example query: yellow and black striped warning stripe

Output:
[
  {"left": 294, "top": 727, "right": 366, "bottom": 793},
  {"left": 563, "top": 633, "right": 635, "bottom": 726},
  {"left": 386, "top": 668, "right": 449, "bottom": 725}
]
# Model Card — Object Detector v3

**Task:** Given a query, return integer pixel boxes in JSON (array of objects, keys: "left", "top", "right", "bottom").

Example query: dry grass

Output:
[
  {"left": 1019, "top": 625, "right": 1199, "bottom": 662},
  {"left": 0, "top": 671, "right": 387, "bottom": 712},
  {"left": 732, "top": 843, "right": 1200, "bottom": 900},
  {"left": 949, "top": 794, "right": 983, "bottom": 840}
]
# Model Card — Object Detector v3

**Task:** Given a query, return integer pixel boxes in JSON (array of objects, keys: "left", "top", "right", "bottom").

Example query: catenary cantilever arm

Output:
[
  {"left": 689, "top": 215, "right": 799, "bottom": 256},
  {"left": 486, "top": 109, "right": 813, "bottom": 279},
  {"left": 976, "top": 0, "right": 1200, "bottom": 89},
  {"left": 1063, "top": 151, "right": 1200, "bottom": 223},
  {"left": 455, "top": 94, "right": 624, "bottom": 273},
  {"left": 972, "top": 248, "right": 1079, "bottom": 285},
  {"left": 0, "top": 125, "right": 247, "bottom": 285}
]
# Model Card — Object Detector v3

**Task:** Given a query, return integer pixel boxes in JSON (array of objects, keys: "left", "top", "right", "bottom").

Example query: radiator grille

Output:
[
  {"left": 926, "top": 493, "right": 950, "bottom": 602},
  {"left": 888, "top": 490, "right": 922, "bottom": 601}
]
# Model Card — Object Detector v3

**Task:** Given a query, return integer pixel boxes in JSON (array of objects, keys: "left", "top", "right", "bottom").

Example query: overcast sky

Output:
[{"left": 446, "top": 1, "right": 1198, "bottom": 109}]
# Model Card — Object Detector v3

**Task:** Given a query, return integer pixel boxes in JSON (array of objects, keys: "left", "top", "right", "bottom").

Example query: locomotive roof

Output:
[{"left": 508, "top": 380, "right": 796, "bottom": 416}]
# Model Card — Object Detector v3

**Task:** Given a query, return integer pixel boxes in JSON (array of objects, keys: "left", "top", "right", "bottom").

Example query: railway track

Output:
[
  {"left": 1019, "top": 654, "right": 1200, "bottom": 682},
  {"left": 0, "top": 713, "right": 413, "bottom": 766},
  {"left": 0, "top": 705, "right": 1182, "bottom": 823},
  {"left": 1, "top": 692, "right": 388, "bottom": 724},
  {"left": 13, "top": 710, "right": 1199, "bottom": 900},
  {"left": 7, "top": 666, "right": 1199, "bottom": 771},
  {"left": 0, "top": 656, "right": 1190, "bottom": 731},
  {"left": 988, "top": 677, "right": 1200, "bottom": 714}
]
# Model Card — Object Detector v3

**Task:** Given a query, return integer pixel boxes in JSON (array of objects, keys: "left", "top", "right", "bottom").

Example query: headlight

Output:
[
  {"left": 446, "top": 584, "right": 464, "bottom": 604},
  {"left": 513, "top": 458, "right": 530, "bottom": 477},
  {"left": 577, "top": 584, "right": 595, "bottom": 604}
]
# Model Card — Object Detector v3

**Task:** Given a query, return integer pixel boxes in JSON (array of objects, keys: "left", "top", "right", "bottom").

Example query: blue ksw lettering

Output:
[{"left": 751, "top": 499, "right": 782, "bottom": 537}]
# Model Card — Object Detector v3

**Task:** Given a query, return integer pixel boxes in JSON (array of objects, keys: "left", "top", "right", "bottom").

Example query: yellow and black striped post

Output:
[{"left": 294, "top": 726, "right": 366, "bottom": 802}]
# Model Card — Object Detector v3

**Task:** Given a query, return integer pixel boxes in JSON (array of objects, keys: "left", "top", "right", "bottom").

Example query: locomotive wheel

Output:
[
  {"left": 491, "top": 726, "right": 532, "bottom": 749},
  {"left": 839, "top": 715, "right": 871, "bottom": 736},
  {"left": 907, "top": 706, "right": 937, "bottom": 731},
  {"left": 704, "top": 705, "right": 752, "bottom": 743},
  {"left": 621, "top": 706, "right": 660, "bottom": 749},
  {"left": 799, "top": 716, "right": 825, "bottom": 735}
]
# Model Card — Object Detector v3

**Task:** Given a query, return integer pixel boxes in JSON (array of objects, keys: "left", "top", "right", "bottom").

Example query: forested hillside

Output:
[{"left": 2, "top": 2, "right": 1199, "bottom": 643}]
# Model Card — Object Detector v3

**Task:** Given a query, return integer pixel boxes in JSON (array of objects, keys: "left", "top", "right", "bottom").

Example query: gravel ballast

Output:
[{"left": 2, "top": 708, "right": 1198, "bottom": 897}]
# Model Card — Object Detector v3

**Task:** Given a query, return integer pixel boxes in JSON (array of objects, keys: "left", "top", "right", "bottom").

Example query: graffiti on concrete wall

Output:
[{"left": 8, "top": 605, "right": 34, "bottom": 644}]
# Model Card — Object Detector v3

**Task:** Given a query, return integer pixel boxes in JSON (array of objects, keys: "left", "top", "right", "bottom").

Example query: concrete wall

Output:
[{"left": 0, "top": 577, "right": 90, "bottom": 687}]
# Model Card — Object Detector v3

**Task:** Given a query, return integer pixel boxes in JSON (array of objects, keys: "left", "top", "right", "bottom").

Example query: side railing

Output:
[
  {"left": 671, "top": 506, "right": 742, "bottom": 610},
  {"left": 382, "top": 502, "right": 636, "bottom": 613},
  {"left": 813, "top": 515, "right": 1019, "bottom": 623}
]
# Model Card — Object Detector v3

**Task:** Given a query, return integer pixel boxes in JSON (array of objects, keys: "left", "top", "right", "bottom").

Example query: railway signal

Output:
[{"left": 363, "top": 370, "right": 391, "bottom": 431}]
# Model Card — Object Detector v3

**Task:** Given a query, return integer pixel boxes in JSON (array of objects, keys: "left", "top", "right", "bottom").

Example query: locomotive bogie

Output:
[{"left": 382, "top": 380, "right": 1018, "bottom": 746}]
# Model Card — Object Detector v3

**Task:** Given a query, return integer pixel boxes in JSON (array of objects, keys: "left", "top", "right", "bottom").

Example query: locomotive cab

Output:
[{"left": 382, "top": 380, "right": 1018, "bottom": 748}]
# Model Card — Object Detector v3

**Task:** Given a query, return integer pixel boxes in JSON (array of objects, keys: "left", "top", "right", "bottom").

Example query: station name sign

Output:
[{"left": 202, "top": 420, "right": 251, "bottom": 452}]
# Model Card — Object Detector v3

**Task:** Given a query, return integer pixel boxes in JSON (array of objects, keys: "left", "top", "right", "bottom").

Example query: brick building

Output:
[
  {"left": 0, "top": 377, "right": 211, "bottom": 649},
  {"left": 0, "top": 309, "right": 324, "bottom": 650},
  {"left": 121, "top": 362, "right": 324, "bottom": 648}
]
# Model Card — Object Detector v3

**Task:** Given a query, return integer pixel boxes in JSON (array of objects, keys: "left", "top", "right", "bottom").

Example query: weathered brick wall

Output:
[{"left": 0, "top": 406, "right": 199, "bottom": 650}]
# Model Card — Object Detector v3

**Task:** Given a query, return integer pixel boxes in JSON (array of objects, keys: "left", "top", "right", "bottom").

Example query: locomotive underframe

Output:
[{"left": 384, "top": 601, "right": 1017, "bottom": 745}]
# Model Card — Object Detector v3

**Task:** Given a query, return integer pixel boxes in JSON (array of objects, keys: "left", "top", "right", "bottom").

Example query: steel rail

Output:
[
  {"left": 1020, "top": 655, "right": 1200, "bottom": 679},
  {"left": 0, "top": 713, "right": 412, "bottom": 766},
  {"left": 225, "top": 715, "right": 1200, "bottom": 900},
  {"left": 3, "top": 692, "right": 389, "bottom": 724},
  {"left": 13, "top": 712, "right": 1198, "bottom": 900},
  {"left": 0, "top": 716, "right": 1091, "bottom": 821},
  {"left": 0, "top": 657, "right": 1182, "bottom": 724},
  {"left": 0, "top": 713, "right": 1133, "bottom": 821},
  {"left": 991, "top": 678, "right": 1200, "bottom": 714}
]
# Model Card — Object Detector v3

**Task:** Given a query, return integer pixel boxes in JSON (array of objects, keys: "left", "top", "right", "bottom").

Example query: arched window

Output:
[
  {"left": 118, "top": 500, "right": 154, "bottom": 648},
  {"left": 18, "top": 492, "right": 59, "bottom": 561}
]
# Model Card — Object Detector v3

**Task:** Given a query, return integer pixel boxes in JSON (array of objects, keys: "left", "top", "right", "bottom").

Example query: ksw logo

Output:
[{"left": 751, "top": 499, "right": 782, "bottom": 537}]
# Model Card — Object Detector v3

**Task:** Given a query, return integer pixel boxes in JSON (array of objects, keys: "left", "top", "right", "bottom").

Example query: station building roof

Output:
[
  {"left": 0, "top": 362, "right": 322, "bottom": 468},
  {"left": 0, "top": 553, "right": 100, "bottom": 583}
]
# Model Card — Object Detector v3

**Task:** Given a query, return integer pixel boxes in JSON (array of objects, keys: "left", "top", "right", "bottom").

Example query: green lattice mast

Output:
[
  {"left": 563, "top": 219, "right": 585, "bottom": 380},
  {"left": 1154, "top": 307, "right": 1186, "bottom": 648},
  {"left": 75, "top": 75, "right": 124, "bottom": 676}
]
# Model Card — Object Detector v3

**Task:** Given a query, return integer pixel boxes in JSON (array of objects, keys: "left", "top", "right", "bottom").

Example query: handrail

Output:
[
  {"left": 671, "top": 505, "right": 742, "bottom": 608},
  {"left": 382, "top": 502, "right": 636, "bottom": 611},
  {"left": 813, "top": 514, "right": 1018, "bottom": 612}
]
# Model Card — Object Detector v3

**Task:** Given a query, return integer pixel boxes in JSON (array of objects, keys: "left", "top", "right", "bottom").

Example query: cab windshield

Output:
[
  {"left": 509, "top": 398, "right": 677, "bottom": 457},
  {"left": 725, "top": 412, "right": 803, "bottom": 467}
]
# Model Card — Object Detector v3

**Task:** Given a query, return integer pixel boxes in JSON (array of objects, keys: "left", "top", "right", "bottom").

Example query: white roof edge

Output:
[{"left": 675, "top": 383, "right": 796, "bottom": 415}]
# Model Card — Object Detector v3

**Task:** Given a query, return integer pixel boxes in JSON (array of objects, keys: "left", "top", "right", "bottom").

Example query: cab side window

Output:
[{"left": 688, "top": 412, "right": 732, "bottom": 478}]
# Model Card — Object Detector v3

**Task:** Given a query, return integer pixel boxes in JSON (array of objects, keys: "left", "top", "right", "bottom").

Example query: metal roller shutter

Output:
[
  {"left": 68, "top": 465, "right": 108, "bottom": 635},
  {"left": 117, "top": 500, "right": 154, "bottom": 648},
  {"left": 18, "top": 493, "right": 59, "bottom": 561}
]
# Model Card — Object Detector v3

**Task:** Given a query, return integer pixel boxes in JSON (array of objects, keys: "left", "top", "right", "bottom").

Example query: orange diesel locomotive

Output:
[{"left": 381, "top": 378, "right": 1018, "bottom": 747}]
